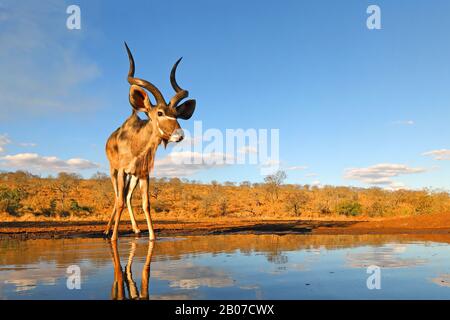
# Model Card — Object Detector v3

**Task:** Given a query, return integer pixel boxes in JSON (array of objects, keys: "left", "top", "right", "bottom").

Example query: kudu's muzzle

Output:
[{"left": 169, "top": 128, "right": 184, "bottom": 142}]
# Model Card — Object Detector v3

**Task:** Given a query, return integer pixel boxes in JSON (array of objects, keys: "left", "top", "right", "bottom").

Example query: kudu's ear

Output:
[
  {"left": 176, "top": 99, "right": 196, "bottom": 120},
  {"left": 129, "top": 85, "right": 152, "bottom": 113}
]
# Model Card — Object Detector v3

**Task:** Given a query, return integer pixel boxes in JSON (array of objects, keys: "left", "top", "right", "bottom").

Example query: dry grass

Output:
[{"left": 1, "top": 170, "right": 450, "bottom": 222}]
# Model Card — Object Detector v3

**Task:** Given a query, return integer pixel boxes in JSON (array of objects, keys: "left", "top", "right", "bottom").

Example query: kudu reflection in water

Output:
[{"left": 110, "top": 240, "right": 154, "bottom": 300}]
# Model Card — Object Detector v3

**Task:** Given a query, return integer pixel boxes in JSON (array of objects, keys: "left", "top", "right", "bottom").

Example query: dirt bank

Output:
[
  {"left": 315, "top": 212, "right": 450, "bottom": 234},
  {"left": 1, "top": 213, "right": 449, "bottom": 240},
  {"left": 0, "top": 220, "right": 346, "bottom": 239}
]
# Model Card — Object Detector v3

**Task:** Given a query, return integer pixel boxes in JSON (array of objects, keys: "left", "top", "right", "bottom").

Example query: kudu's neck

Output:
[
  {"left": 124, "top": 113, "right": 162, "bottom": 178},
  {"left": 126, "top": 113, "right": 162, "bottom": 146}
]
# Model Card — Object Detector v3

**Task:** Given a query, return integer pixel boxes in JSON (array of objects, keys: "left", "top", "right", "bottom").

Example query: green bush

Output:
[
  {"left": 337, "top": 201, "right": 362, "bottom": 217},
  {"left": 70, "top": 199, "right": 93, "bottom": 214},
  {"left": 152, "top": 200, "right": 171, "bottom": 213},
  {"left": 39, "top": 198, "right": 58, "bottom": 217},
  {"left": 0, "top": 186, "right": 26, "bottom": 215}
]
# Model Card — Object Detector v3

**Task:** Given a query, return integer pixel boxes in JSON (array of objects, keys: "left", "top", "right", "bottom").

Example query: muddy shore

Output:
[{"left": 1, "top": 216, "right": 450, "bottom": 240}]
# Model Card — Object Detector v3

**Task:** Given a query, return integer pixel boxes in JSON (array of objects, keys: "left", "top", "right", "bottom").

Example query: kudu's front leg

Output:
[
  {"left": 139, "top": 177, "right": 155, "bottom": 241},
  {"left": 104, "top": 168, "right": 119, "bottom": 235},
  {"left": 105, "top": 174, "right": 141, "bottom": 235},
  {"left": 111, "top": 170, "right": 126, "bottom": 241}
]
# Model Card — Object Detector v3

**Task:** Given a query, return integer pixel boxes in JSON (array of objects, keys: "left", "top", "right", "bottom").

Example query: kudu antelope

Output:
[{"left": 104, "top": 43, "right": 196, "bottom": 241}]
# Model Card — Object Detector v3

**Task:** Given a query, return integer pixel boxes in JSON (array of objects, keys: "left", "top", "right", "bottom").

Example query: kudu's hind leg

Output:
[
  {"left": 139, "top": 177, "right": 155, "bottom": 241},
  {"left": 126, "top": 175, "right": 141, "bottom": 234},
  {"left": 106, "top": 172, "right": 140, "bottom": 235},
  {"left": 104, "top": 202, "right": 116, "bottom": 235}
]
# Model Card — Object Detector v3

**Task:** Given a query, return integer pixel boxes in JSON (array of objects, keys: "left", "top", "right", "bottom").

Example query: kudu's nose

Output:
[{"left": 169, "top": 129, "right": 184, "bottom": 142}]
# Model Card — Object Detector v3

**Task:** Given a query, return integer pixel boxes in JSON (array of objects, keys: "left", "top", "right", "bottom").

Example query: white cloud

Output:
[
  {"left": 0, "top": 134, "right": 11, "bottom": 152},
  {"left": 344, "top": 163, "right": 426, "bottom": 189},
  {"left": 0, "top": 1, "right": 101, "bottom": 118},
  {"left": 305, "top": 173, "right": 318, "bottom": 177},
  {"left": 422, "top": 149, "right": 450, "bottom": 161},
  {"left": 259, "top": 159, "right": 281, "bottom": 175},
  {"left": 392, "top": 120, "right": 415, "bottom": 126},
  {"left": 285, "top": 165, "right": 308, "bottom": 171},
  {"left": 153, "top": 151, "right": 235, "bottom": 177},
  {"left": 19, "top": 142, "right": 37, "bottom": 147},
  {"left": 385, "top": 181, "right": 407, "bottom": 191},
  {"left": 238, "top": 145, "right": 258, "bottom": 155},
  {"left": 261, "top": 159, "right": 281, "bottom": 167},
  {"left": 0, "top": 153, "right": 99, "bottom": 172},
  {"left": 0, "top": 134, "right": 37, "bottom": 152}
]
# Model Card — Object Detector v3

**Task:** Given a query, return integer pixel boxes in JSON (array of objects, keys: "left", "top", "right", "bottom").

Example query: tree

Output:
[
  {"left": 55, "top": 172, "right": 81, "bottom": 213},
  {"left": 201, "top": 193, "right": 218, "bottom": 216},
  {"left": 169, "top": 178, "right": 183, "bottom": 201},
  {"left": 91, "top": 171, "right": 109, "bottom": 180},
  {"left": 285, "top": 190, "right": 309, "bottom": 216},
  {"left": 263, "top": 170, "right": 287, "bottom": 202},
  {"left": 150, "top": 180, "right": 163, "bottom": 200},
  {"left": 58, "top": 172, "right": 82, "bottom": 180},
  {"left": 48, "top": 199, "right": 57, "bottom": 217},
  {"left": 240, "top": 181, "right": 252, "bottom": 188},
  {"left": 211, "top": 180, "right": 220, "bottom": 187},
  {"left": 218, "top": 195, "right": 228, "bottom": 216}
]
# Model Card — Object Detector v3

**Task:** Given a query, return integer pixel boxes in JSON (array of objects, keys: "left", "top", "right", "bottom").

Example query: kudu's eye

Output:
[{"left": 157, "top": 111, "right": 164, "bottom": 117}]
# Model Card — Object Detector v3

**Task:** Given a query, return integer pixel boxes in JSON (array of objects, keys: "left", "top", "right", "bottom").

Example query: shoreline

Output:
[{"left": 1, "top": 218, "right": 450, "bottom": 240}]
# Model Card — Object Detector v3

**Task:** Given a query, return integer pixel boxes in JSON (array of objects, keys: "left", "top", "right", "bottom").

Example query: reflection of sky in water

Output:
[
  {"left": 345, "top": 243, "right": 428, "bottom": 268},
  {"left": 0, "top": 235, "right": 449, "bottom": 300}
]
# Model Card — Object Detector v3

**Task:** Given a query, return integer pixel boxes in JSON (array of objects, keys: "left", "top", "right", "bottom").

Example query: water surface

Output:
[{"left": 0, "top": 234, "right": 449, "bottom": 299}]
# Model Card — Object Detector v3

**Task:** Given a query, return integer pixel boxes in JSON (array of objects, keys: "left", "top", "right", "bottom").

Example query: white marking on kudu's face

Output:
[{"left": 154, "top": 108, "right": 184, "bottom": 143}]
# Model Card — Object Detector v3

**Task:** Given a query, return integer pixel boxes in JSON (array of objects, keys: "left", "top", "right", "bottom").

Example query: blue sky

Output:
[{"left": 0, "top": 0, "right": 449, "bottom": 190}]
